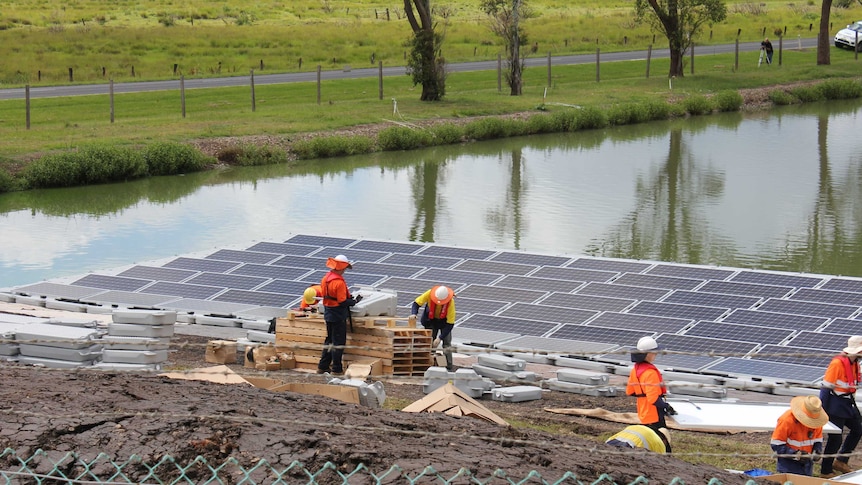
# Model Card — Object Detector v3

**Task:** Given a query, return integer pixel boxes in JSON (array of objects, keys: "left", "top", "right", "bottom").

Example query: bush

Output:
[
  {"left": 642, "top": 99, "right": 673, "bottom": 121},
  {"left": 550, "top": 109, "right": 580, "bottom": 132},
  {"left": 377, "top": 126, "right": 433, "bottom": 151},
  {"left": 574, "top": 106, "right": 609, "bottom": 130},
  {"left": 292, "top": 135, "right": 374, "bottom": 159},
  {"left": 143, "top": 142, "right": 213, "bottom": 175},
  {"left": 0, "top": 166, "right": 15, "bottom": 193},
  {"left": 768, "top": 89, "right": 798, "bottom": 105},
  {"left": 713, "top": 90, "right": 744, "bottom": 112},
  {"left": 790, "top": 85, "right": 824, "bottom": 102},
  {"left": 464, "top": 117, "right": 512, "bottom": 141},
  {"left": 524, "top": 113, "right": 558, "bottom": 134},
  {"left": 683, "top": 94, "right": 713, "bottom": 115},
  {"left": 428, "top": 123, "right": 464, "bottom": 145},
  {"left": 817, "top": 79, "right": 862, "bottom": 100},
  {"left": 22, "top": 144, "right": 148, "bottom": 189},
  {"left": 607, "top": 102, "right": 652, "bottom": 126},
  {"left": 21, "top": 153, "right": 82, "bottom": 188}
]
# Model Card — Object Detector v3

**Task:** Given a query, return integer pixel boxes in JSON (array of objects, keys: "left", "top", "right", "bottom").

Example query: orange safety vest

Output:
[
  {"left": 627, "top": 362, "right": 667, "bottom": 425},
  {"left": 320, "top": 272, "right": 348, "bottom": 307},
  {"left": 824, "top": 355, "right": 861, "bottom": 395}
]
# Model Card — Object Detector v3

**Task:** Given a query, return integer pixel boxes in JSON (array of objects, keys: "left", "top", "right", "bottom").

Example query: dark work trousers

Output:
[
  {"left": 317, "top": 318, "right": 347, "bottom": 373},
  {"left": 427, "top": 319, "right": 453, "bottom": 370},
  {"left": 822, "top": 414, "right": 862, "bottom": 473}
]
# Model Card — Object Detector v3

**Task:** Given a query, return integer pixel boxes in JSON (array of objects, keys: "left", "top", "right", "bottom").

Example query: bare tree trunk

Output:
[
  {"left": 510, "top": 0, "right": 522, "bottom": 95},
  {"left": 817, "top": 0, "right": 833, "bottom": 65}
]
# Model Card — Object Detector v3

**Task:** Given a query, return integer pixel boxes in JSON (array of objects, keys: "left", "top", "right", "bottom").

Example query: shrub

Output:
[
  {"left": 428, "top": 123, "right": 464, "bottom": 145},
  {"left": 524, "top": 113, "right": 558, "bottom": 134},
  {"left": 642, "top": 99, "right": 672, "bottom": 121},
  {"left": 464, "top": 117, "right": 512, "bottom": 141},
  {"left": 768, "top": 89, "right": 798, "bottom": 105},
  {"left": 377, "top": 126, "right": 433, "bottom": 151},
  {"left": 790, "top": 85, "right": 824, "bottom": 102},
  {"left": 713, "top": 90, "right": 744, "bottom": 112},
  {"left": 817, "top": 79, "right": 862, "bottom": 100},
  {"left": 143, "top": 142, "right": 213, "bottom": 175},
  {"left": 607, "top": 103, "right": 652, "bottom": 126},
  {"left": 233, "top": 144, "right": 288, "bottom": 166},
  {"left": 550, "top": 109, "right": 580, "bottom": 132},
  {"left": 22, "top": 153, "right": 83, "bottom": 188},
  {"left": 292, "top": 135, "right": 374, "bottom": 159},
  {"left": 22, "top": 144, "right": 147, "bottom": 189},
  {"left": 0, "top": 166, "right": 15, "bottom": 193},
  {"left": 683, "top": 94, "right": 713, "bottom": 115},
  {"left": 574, "top": 106, "right": 609, "bottom": 130}
]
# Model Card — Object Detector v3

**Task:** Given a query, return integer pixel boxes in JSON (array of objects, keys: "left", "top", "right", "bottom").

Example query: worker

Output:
[
  {"left": 606, "top": 424, "right": 672, "bottom": 454},
  {"left": 626, "top": 336, "right": 676, "bottom": 432},
  {"left": 300, "top": 285, "right": 323, "bottom": 312},
  {"left": 819, "top": 335, "right": 862, "bottom": 477},
  {"left": 772, "top": 395, "right": 828, "bottom": 476},
  {"left": 409, "top": 285, "right": 456, "bottom": 371},
  {"left": 316, "top": 255, "right": 361, "bottom": 375}
]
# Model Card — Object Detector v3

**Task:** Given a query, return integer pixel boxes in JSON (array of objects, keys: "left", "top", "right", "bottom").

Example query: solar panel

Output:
[
  {"left": 186, "top": 272, "right": 269, "bottom": 290},
  {"left": 497, "top": 336, "right": 617, "bottom": 355},
  {"left": 270, "top": 255, "right": 326, "bottom": 269},
  {"left": 457, "top": 314, "right": 559, "bottom": 336},
  {"left": 492, "top": 275, "right": 584, "bottom": 293},
  {"left": 140, "top": 281, "right": 224, "bottom": 300},
  {"left": 685, "top": 321, "right": 792, "bottom": 345},
  {"left": 823, "top": 318, "right": 862, "bottom": 335},
  {"left": 567, "top": 258, "right": 652, "bottom": 274},
  {"left": 722, "top": 309, "right": 828, "bottom": 331},
  {"left": 159, "top": 298, "right": 257, "bottom": 316},
  {"left": 79, "top": 290, "right": 179, "bottom": 308},
  {"left": 116, "top": 265, "right": 197, "bottom": 283},
  {"left": 417, "top": 246, "right": 496, "bottom": 260},
  {"left": 375, "top": 277, "right": 463, "bottom": 295},
  {"left": 206, "top": 249, "right": 280, "bottom": 265},
  {"left": 751, "top": 344, "right": 833, "bottom": 367},
  {"left": 821, "top": 278, "right": 862, "bottom": 294},
  {"left": 245, "top": 242, "right": 320, "bottom": 256},
  {"left": 612, "top": 273, "right": 704, "bottom": 291},
  {"left": 662, "top": 290, "right": 760, "bottom": 310},
  {"left": 757, "top": 298, "right": 859, "bottom": 319},
  {"left": 498, "top": 303, "right": 598, "bottom": 324},
  {"left": 453, "top": 327, "right": 522, "bottom": 347},
  {"left": 301, "top": 271, "right": 388, "bottom": 286},
  {"left": 586, "top": 312, "right": 692, "bottom": 334},
  {"left": 786, "top": 331, "right": 850, "bottom": 352},
  {"left": 380, "top": 253, "right": 461, "bottom": 269},
  {"left": 627, "top": 301, "right": 729, "bottom": 321},
  {"left": 697, "top": 280, "right": 793, "bottom": 299},
  {"left": 318, "top": 246, "right": 390, "bottom": 263},
  {"left": 214, "top": 289, "right": 297, "bottom": 308},
  {"left": 646, "top": 264, "right": 735, "bottom": 281},
  {"left": 457, "top": 284, "right": 545, "bottom": 304},
  {"left": 491, "top": 252, "right": 571, "bottom": 267},
  {"left": 548, "top": 324, "right": 648, "bottom": 346},
  {"left": 653, "top": 333, "right": 759, "bottom": 356},
  {"left": 453, "top": 259, "right": 537, "bottom": 276},
  {"left": 731, "top": 271, "right": 825, "bottom": 289},
  {"left": 451, "top": 297, "right": 509, "bottom": 315},
  {"left": 10, "top": 282, "right": 106, "bottom": 300},
  {"left": 285, "top": 234, "right": 356, "bottom": 247},
  {"left": 416, "top": 268, "right": 502, "bottom": 285},
  {"left": 574, "top": 282, "right": 671, "bottom": 301},
  {"left": 593, "top": 346, "right": 721, "bottom": 371},
  {"left": 257, "top": 280, "right": 317, "bottom": 295},
  {"left": 342, "top": 261, "right": 422, "bottom": 278},
  {"left": 235, "top": 307, "right": 293, "bottom": 320},
  {"left": 164, "top": 257, "right": 240, "bottom": 273},
  {"left": 229, "top": 264, "right": 312, "bottom": 280},
  {"left": 350, "top": 240, "right": 424, "bottom": 254},
  {"left": 790, "top": 288, "right": 862, "bottom": 307},
  {"left": 541, "top": 292, "right": 635, "bottom": 312},
  {"left": 530, "top": 266, "right": 618, "bottom": 283},
  {"left": 72, "top": 274, "right": 152, "bottom": 292},
  {"left": 703, "top": 358, "right": 824, "bottom": 384}
]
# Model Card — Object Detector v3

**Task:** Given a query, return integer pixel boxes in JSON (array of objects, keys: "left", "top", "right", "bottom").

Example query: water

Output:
[{"left": 2, "top": 99, "right": 861, "bottom": 288}]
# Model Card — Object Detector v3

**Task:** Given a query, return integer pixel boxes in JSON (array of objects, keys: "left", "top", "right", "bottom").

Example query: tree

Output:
[
  {"left": 634, "top": 0, "right": 727, "bottom": 78},
  {"left": 481, "top": 0, "right": 530, "bottom": 95},
  {"left": 817, "top": 0, "right": 833, "bottom": 65},
  {"left": 404, "top": 0, "right": 447, "bottom": 101}
]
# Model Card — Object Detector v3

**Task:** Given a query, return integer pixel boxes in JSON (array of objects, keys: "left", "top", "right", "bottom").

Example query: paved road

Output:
[{"left": 0, "top": 38, "right": 819, "bottom": 100}]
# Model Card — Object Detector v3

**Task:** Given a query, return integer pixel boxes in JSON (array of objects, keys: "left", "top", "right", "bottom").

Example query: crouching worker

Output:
[
  {"left": 606, "top": 424, "right": 671, "bottom": 454},
  {"left": 771, "top": 396, "right": 829, "bottom": 476}
]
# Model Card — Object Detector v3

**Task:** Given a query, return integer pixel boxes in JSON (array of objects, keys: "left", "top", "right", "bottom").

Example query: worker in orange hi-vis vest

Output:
[
  {"left": 299, "top": 285, "right": 323, "bottom": 311},
  {"left": 626, "top": 336, "right": 676, "bottom": 432},
  {"left": 819, "top": 335, "right": 862, "bottom": 477},
  {"left": 409, "top": 285, "right": 456, "bottom": 371},
  {"left": 771, "top": 396, "right": 827, "bottom": 476},
  {"left": 316, "top": 255, "right": 361, "bottom": 376}
]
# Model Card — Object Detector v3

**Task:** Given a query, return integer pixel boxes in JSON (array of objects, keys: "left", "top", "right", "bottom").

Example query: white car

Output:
[{"left": 834, "top": 20, "right": 862, "bottom": 51}]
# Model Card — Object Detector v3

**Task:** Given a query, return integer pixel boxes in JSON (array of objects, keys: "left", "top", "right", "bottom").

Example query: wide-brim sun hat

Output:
[
  {"left": 430, "top": 286, "right": 454, "bottom": 305},
  {"left": 325, "top": 254, "right": 353, "bottom": 271},
  {"left": 790, "top": 395, "right": 829, "bottom": 428},
  {"left": 843, "top": 335, "right": 862, "bottom": 355}
]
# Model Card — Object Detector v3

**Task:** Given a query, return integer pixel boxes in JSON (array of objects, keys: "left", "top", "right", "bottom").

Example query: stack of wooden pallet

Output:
[{"left": 274, "top": 312, "right": 433, "bottom": 376}]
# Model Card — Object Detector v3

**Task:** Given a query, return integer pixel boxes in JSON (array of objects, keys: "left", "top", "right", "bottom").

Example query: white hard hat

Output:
[
  {"left": 434, "top": 286, "right": 450, "bottom": 301},
  {"left": 334, "top": 254, "right": 349, "bottom": 263},
  {"left": 431, "top": 286, "right": 453, "bottom": 304},
  {"left": 636, "top": 336, "right": 660, "bottom": 352}
]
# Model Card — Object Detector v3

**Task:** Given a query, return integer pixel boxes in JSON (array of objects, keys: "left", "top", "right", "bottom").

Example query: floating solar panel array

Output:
[{"left": 6, "top": 234, "right": 862, "bottom": 385}]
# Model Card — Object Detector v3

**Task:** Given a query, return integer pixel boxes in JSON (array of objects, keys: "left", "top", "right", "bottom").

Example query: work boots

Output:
[{"left": 834, "top": 460, "right": 853, "bottom": 474}]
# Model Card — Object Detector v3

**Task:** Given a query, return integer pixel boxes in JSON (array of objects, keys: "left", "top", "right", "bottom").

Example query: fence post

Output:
[
  {"left": 547, "top": 51, "right": 551, "bottom": 88},
  {"left": 857, "top": 32, "right": 859, "bottom": 61},
  {"left": 317, "top": 65, "right": 322, "bottom": 105},
  {"left": 378, "top": 61, "right": 383, "bottom": 100},
  {"left": 497, "top": 54, "right": 502, "bottom": 92},
  {"left": 109, "top": 79, "right": 114, "bottom": 123},
  {"left": 734, "top": 38, "right": 739, "bottom": 72},
  {"left": 779, "top": 36, "right": 783, "bottom": 66},
  {"left": 180, "top": 75, "right": 186, "bottom": 118},
  {"left": 646, "top": 45, "right": 652, "bottom": 78},
  {"left": 250, "top": 69, "right": 256, "bottom": 112},
  {"left": 25, "top": 84, "right": 30, "bottom": 130},
  {"left": 68, "top": 68, "right": 73, "bottom": 83},
  {"left": 595, "top": 48, "right": 600, "bottom": 82}
]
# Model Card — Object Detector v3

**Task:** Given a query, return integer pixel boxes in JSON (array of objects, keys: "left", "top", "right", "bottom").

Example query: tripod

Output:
[{"left": 758, "top": 48, "right": 771, "bottom": 67}]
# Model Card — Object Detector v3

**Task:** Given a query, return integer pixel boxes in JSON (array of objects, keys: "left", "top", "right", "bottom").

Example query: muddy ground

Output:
[{"left": 0, "top": 331, "right": 777, "bottom": 485}]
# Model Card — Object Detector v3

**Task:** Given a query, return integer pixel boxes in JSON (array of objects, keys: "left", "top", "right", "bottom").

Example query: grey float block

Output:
[
  {"left": 18, "top": 343, "right": 101, "bottom": 362},
  {"left": 471, "top": 364, "right": 540, "bottom": 383},
  {"left": 175, "top": 313, "right": 196, "bottom": 324},
  {"left": 45, "top": 299, "right": 89, "bottom": 313},
  {"left": 101, "top": 349, "right": 168, "bottom": 364},
  {"left": 328, "top": 377, "right": 387, "bottom": 408},
  {"left": 100, "top": 336, "right": 171, "bottom": 351},
  {"left": 663, "top": 370, "right": 730, "bottom": 386},
  {"left": 503, "top": 351, "right": 556, "bottom": 365},
  {"left": 86, "top": 305, "right": 117, "bottom": 315},
  {"left": 15, "top": 323, "right": 102, "bottom": 349},
  {"left": 771, "top": 386, "right": 820, "bottom": 397},
  {"left": 546, "top": 378, "right": 619, "bottom": 397},
  {"left": 15, "top": 295, "right": 45, "bottom": 307},
  {"left": 554, "top": 355, "right": 618, "bottom": 374},
  {"left": 555, "top": 368, "right": 610, "bottom": 386},
  {"left": 107, "top": 323, "right": 174, "bottom": 338},
  {"left": 722, "top": 377, "right": 777, "bottom": 394},
  {"left": 195, "top": 315, "right": 241, "bottom": 327},
  {"left": 477, "top": 354, "right": 526, "bottom": 371},
  {"left": 241, "top": 319, "right": 271, "bottom": 331},
  {"left": 423, "top": 366, "right": 452, "bottom": 395},
  {"left": 18, "top": 356, "right": 94, "bottom": 368},
  {"left": 246, "top": 330, "right": 275, "bottom": 343},
  {"left": 350, "top": 287, "right": 398, "bottom": 317},
  {"left": 422, "top": 367, "right": 496, "bottom": 398},
  {"left": 112, "top": 309, "right": 177, "bottom": 325},
  {"left": 93, "top": 362, "right": 161, "bottom": 372},
  {"left": 491, "top": 385, "right": 543, "bottom": 402},
  {"left": 666, "top": 380, "right": 728, "bottom": 399},
  {"left": 46, "top": 316, "right": 101, "bottom": 328},
  {"left": 0, "top": 292, "right": 15, "bottom": 303}
]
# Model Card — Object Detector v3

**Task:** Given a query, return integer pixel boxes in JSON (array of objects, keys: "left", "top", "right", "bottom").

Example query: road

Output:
[{"left": 0, "top": 38, "right": 819, "bottom": 100}]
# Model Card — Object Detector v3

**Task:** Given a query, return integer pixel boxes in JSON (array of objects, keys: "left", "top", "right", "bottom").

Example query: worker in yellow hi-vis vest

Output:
[{"left": 409, "top": 285, "right": 456, "bottom": 371}]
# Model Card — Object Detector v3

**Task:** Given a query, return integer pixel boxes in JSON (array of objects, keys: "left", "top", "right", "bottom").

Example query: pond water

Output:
[{"left": 2, "top": 98, "right": 861, "bottom": 288}]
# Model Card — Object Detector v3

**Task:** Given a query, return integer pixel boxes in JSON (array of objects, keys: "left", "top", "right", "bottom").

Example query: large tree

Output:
[
  {"left": 481, "top": 0, "right": 530, "bottom": 96},
  {"left": 635, "top": 0, "right": 727, "bottom": 78},
  {"left": 404, "top": 0, "right": 447, "bottom": 101},
  {"left": 817, "top": 0, "right": 833, "bottom": 65}
]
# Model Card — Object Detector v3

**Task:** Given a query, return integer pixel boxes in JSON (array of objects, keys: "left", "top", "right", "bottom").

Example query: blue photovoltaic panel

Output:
[
  {"left": 757, "top": 298, "right": 860, "bottom": 319},
  {"left": 117, "top": 265, "right": 197, "bottom": 283},
  {"left": 787, "top": 331, "right": 851, "bottom": 352},
  {"left": 662, "top": 290, "right": 760, "bottom": 310},
  {"left": 350, "top": 240, "right": 424, "bottom": 254},
  {"left": 542, "top": 292, "right": 635, "bottom": 312},
  {"left": 731, "top": 271, "right": 825, "bottom": 289},
  {"left": 548, "top": 324, "right": 648, "bottom": 346},
  {"left": 627, "top": 301, "right": 729, "bottom": 321},
  {"left": 72, "top": 274, "right": 152, "bottom": 292},
  {"left": 722, "top": 309, "right": 828, "bottom": 331},
  {"left": 491, "top": 252, "right": 571, "bottom": 267},
  {"left": 752, "top": 344, "right": 833, "bottom": 367},
  {"left": 214, "top": 289, "right": 297, "bottom": 308},
  {"left": 257, "top": 280, "right": 318, "bottom": 295},
  {"left": 245, "top": 242, "right": 320, "bottom": 256},
  {"left": 164, "top": 257, "right": 241, "bottom": 273},
  {"left": 492, "top": 275, "right": 583, "bottom": 293},
  {"left": 186, "top": 272, "right": 269, "bottom": 290},
  {"left": 790, "top": 288, "right": 862, "bottom": 307},
  {"left": 376, "top": 277, "right": 463, "bottom": 295},
  {"left": 140, "top": 281, "right": 224, "bottom": 300},
  {"left": 587, "top": 312, "right": 692, "bottom": 334},
  {"left": 79, "top": 290, "right": 179, "bottom": 307},
  {"left": 10, "top": 282, "right": 106, "bottom": 300},
  {"left": 229, "top": 264, "right": 312, "bottom": 280},
  {"left": 612, "top": 273, "right": 704, "bottom": 291},
  {"left": 531, "top": 266, "right": 617, "bottom": 283},
  {"left": 452, "top": 297, "right": 509, "bottom": 315},
  {"left": 453, "top": 259, "right": 537, "bottom": 276},
  {"left": 457, "top": 314, "right": 557, "bottom": 336},
  {"left": 593, "top": 345, "right": 720, "bottom": 371},
  {"left": 343, "top": 261, "right": 422, "bottom": 278},
  {"left": 823, "top": 318, "right": 862, "bottom": 335},
  {"left": 417, "top": 245, "right": 496, "bottom": 260},
  {"left": 822, "top": 278, "right": 862, "bottom": 294},
  {"left": 417, "top": 268, "right": 502, "bottom": 285},
  {"left": 496, "top": 336, "right": 617, "bottom": 355},
  {"left": 271, "top": 255, "right": 328, "bottom": 269},
  {"left": 567, "top": 258, "right": 652, "bottom": 274},
  {"left": 654, "top": 333, "right": 759, "bottom": 356},
  {"left": 574, "top": 282, "right": 670, "bottom": 301},
  {"left": 160, "top": 298, "right": 256, "bottom": 316},
  {"left": 685, "top": 321, "right": 792, "bottom": 345},
  {"left": 380, "top": 253, "right": 461, "bottom": 269},
  {"left": 285, "top": 235, "right": 356, "bottom": 247},
  {"left": 206, "top": 249, "right": 281, "bottom": 265},
  {"left": 646, "top": 264, "right": 735, "bottom": 281},
  {"left": 318, "top": 246, "right": 390, "bottom": 263},
  {"left": 498, "top": 303, "right": 598, "bottom": 325},
  {"left": 704, "top": 358, "right": 824, "bottom": 384},
  {"left": 697, "top": 280, "right": 793, "bottom": 300},
  {"left": 457, "top": 284, "right": 546, "bottom": 304},
  {"left": 301, "top": 271, "right": 388, "bottom": 287}
]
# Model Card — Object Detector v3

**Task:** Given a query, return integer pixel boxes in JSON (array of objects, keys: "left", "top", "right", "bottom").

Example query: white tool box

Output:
[{"left": 350, "top": 287, "right": 398, "bottom": 317}]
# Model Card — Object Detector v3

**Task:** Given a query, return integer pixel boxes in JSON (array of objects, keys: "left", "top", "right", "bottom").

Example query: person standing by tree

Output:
[
  {"left": 761, "top": 37, "right": 774, "bottom": 65},
  {"left": 819, "top": 336, "right": 862, "bottom": 477}
]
